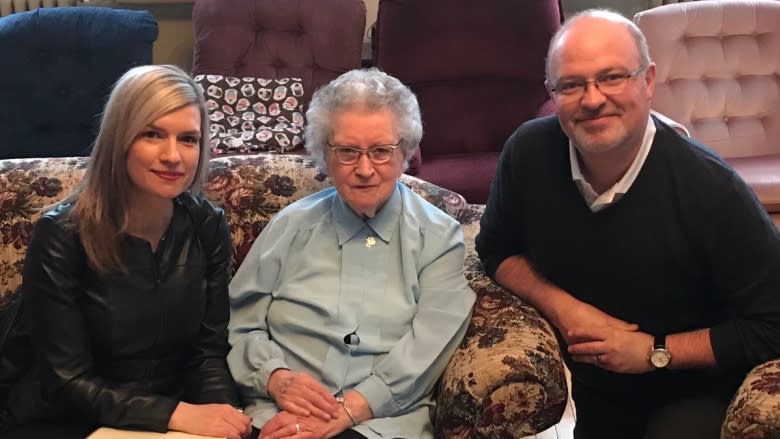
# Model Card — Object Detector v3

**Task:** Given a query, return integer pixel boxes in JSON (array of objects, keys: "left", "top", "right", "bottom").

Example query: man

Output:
[{"left": 476, "top": 9, "right": 780, "bottom": 439}]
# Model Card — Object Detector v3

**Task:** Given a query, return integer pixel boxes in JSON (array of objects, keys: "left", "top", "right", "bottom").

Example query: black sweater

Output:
[{"left": 477, "top": 115, "right": 780, "bottom": 392}]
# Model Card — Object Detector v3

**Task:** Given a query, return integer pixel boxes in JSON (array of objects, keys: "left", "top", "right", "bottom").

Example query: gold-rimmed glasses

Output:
[{"left": 327, "top": 141, "right": 403, "bottom": 165}]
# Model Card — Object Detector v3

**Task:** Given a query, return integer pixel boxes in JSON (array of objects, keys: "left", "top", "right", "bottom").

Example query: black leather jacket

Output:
[{"left": 15, "top": 194, "right": 240, "bottom": 431}]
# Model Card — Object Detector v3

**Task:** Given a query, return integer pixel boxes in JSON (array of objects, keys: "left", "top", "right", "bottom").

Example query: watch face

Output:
[{"left": 650, "top": 349, "right": 671, "bottom": 368}]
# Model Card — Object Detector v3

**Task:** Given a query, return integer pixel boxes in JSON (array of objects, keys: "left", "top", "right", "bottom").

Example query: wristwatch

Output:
[{"left": 649, "top": 334, "right": 671, "bottom": 369}]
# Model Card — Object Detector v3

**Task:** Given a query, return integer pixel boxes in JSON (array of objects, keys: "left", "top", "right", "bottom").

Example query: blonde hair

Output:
[{"left": 60, "top": 64, "right": 210, "bottom": 273}]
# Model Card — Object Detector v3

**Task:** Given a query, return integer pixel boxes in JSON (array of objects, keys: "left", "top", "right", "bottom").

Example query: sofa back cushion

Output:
[{"left": 0, "top": 154, "right": 466, "bottom": 304}]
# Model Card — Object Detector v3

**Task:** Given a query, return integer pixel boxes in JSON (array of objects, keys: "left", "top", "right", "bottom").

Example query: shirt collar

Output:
[
  {"left": 333, "top": 183, "right": 402, "bottom": 246},
  {"left": 569, "top": 115, "right": 656, "bottom": 211}
]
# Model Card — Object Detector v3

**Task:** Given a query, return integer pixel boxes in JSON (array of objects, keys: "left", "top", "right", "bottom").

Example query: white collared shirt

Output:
[{"left": 570, "top": 116, "right": 656, "bottom": 212}]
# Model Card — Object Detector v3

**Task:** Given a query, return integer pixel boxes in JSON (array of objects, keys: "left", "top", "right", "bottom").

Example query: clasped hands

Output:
[
  {"left": 559, "top": 298, "right": 655, "bottom": 374},
  {"left": 260, "top": 369, "right": 360, "bottom": 439}
]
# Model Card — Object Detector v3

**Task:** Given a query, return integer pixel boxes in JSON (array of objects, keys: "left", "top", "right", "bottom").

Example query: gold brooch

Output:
[{"left": 365, "top": 236, "right": 376, "bottom": 248}]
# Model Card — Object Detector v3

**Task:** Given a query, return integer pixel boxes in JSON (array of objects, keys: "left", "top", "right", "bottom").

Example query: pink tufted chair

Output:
[
  {"left": 634, "top": 0, "right": 780, "bottom": 226},
  {"left": 191, "top": 0, "right": 366, "bottom": 108}
]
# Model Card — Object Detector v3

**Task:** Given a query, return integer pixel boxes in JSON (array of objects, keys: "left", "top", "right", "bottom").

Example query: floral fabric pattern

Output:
[
  {"left": 722, "top": 358, "right": 780, "bottom": 438},
  {"left": 4, "top": 154, "right": 778, "bottom": 437},
  {"left": 194, "top": 75, "right": 305, "bottom": 155},
  {"left": 435, "top": 204, "right": 568, "bottom": 438},
  {"left": 0, "top": 157, "right": 89, "bottom": 306}
]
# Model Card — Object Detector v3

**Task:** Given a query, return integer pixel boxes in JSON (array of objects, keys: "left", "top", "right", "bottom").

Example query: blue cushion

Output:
[{"left": 0, "top": 7, "right": 158, "bottom": 159}]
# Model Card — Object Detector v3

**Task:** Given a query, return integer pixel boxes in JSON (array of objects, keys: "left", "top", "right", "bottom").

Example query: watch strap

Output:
[{"left": 654, "top": 334, "right": 665, "bottom": 349}]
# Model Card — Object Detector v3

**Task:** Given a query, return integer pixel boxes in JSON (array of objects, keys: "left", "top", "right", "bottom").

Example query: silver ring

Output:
[
  {"left": 596, "top": 354, "right": 603, "bottom": 363},
  {"left": 295, "top": 423, "right": 301, "bottom": 433}
]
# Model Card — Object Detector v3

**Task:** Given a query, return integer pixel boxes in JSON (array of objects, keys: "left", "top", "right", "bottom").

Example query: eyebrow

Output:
[
  {"left": 557, "top": 67, "right": 629, "bottom": 80},
  {"left": 329, "top": 139, "right": 399, "bottom": 147},
  {"left": 146, "top": 123, "right": 201, "bottom": 136}
]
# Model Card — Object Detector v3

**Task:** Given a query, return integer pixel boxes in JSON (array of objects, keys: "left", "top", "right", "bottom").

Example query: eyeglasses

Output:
[
  {"left": 548, "top": 65, "right": 648, "bottom": 101},
  {"left": 327, "top": 141, "right": 403, "bottom": 165}
]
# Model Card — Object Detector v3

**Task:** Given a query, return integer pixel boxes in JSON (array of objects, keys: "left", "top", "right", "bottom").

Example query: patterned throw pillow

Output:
[{"left": 194, "top": 75, "right": 305, "bottom": 155}]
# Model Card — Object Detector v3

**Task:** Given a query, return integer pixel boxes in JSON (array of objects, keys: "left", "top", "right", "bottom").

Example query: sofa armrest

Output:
[
  {"left": 722, "top": 358, "right": 780, "bottom": 439},
  {"left": 434, "top": 204, "right": 568, "bottom": 438}
]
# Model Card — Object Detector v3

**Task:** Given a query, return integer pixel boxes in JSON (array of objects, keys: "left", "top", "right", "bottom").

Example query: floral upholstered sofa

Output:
[
  {"left": 0, "top": 154, "right": 565, "bottom": 437},
  {"left": 0, "top": 154, "right": 778, "bottom": 438}
]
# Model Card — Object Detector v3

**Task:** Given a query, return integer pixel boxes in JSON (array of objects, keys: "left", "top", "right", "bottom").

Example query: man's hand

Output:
[
  {"left": 567, "top": 326, "right": 655, "bottom": 373},
  {"left": 168, "top": 402, "right": 253, "bottom": 439},
  {"left": 494, "top": 256, "right": 638, "bottom": 345},
  {"left": 267, "top": 370, "right": 340, "bottom": 421},
  {"left": 552, "top": 295, "right": 638, "bottom": 345}
]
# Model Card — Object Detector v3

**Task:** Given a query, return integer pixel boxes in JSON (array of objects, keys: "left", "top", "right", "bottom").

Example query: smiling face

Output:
[
  {"left": 548, "top": 17, "right": 655, "bottom": 156},
  {"left": 326, "top": 107, "right": 404, "bottom": 219},
  {"left": 126, "top": 104, "right": 202, "bottom": 211}
]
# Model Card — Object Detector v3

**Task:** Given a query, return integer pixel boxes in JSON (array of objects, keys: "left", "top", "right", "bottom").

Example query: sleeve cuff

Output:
[
  {"left": 256, "top": 359, "right": 289, "bottom": 398},
  {"left": 483, "top": 257, "right": 500, "bottom": 279},
  {"left": 139, "top": 396, "right": 179, "bottom": 432},
  {"left": 709, "top": 322, "right": 747, "bottom": 372},
  {"left": 353, "top": 374, "right": 396, "bottom": 418}
]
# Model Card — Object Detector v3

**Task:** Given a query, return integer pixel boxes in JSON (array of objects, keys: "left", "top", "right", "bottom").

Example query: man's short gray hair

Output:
[{"left": 545, "top": 9, "right": 652, "bottom": 82}]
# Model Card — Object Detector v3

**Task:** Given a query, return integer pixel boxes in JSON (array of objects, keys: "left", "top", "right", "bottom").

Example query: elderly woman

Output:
[
  {"left": 228, "top": 68, "right": 475, "bottom": 439},
  {"left": 2, "top": 65, "right": 252, "bottom": 439}
]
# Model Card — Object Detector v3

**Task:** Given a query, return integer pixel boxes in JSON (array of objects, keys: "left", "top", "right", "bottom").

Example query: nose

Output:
[
  {"left": 580, "top": 82, "right": 607, "bottom": 109},
  {"left": 353, "top": 153, "right": 375, "bottom": 177},
  {"left": 159, "top": 136, "right": 182, "bottom": 164}
]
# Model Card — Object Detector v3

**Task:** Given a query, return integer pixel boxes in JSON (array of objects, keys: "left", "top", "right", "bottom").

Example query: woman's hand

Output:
[
  {"left": 260, "top": 410, "right": 352, "bottom": 439},
  {"left": 267, "top": 369, "right": 340, "bottom": 421},
  {"left": 259, "top": 411, "right": 317, "bottom": 439},
  {"left": 168, "top": 402, "right": 253, "bottom": 439}
]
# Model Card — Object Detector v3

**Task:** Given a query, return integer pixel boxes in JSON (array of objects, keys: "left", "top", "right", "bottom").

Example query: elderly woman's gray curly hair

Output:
[{"left": 304, "top": 68, "right": 422, "bottom": 172}]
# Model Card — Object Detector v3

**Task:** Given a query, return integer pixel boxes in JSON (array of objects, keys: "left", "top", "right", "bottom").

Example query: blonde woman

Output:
[{"left": 3, "top": 65, "right": 252, "bottom": 439}]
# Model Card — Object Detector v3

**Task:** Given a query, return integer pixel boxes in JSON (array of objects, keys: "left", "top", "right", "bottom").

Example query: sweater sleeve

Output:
[
  {"left": 696, "top": 167, "right": 780, "bottom": 373},
  {"left": 23, "top": 213, "right": 177, "bottom": 432},
  {"left": 476, "top": 128, "right": 527, "bottom": 279},
  {"left": 184, "top": 200, "right": 241, "bottom": 407}
]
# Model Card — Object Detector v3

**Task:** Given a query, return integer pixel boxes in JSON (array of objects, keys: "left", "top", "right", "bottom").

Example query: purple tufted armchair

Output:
[
  {"left": 372, "top": 0, "right": 563, "bottom": 203},
  {"left": 192, "top": 0, "right": 366, "bottom": 109}
]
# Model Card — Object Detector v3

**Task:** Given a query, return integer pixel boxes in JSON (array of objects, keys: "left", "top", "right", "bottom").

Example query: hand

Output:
[
  {"left": 168, "top": 402, "right": 253, "bottom": 439},
  {"left": 268, "top": 369, "right": 340, "bottom": 421},
  {"left": 552, "top": 296, "right": 638, "bottom": 345},
  {"left": 260, "top": 410, "right": 351, "bottom": 439},
  {"left": 567, "top": 326, "right": 655, "bottom": 374},
  {"left": 260, "top": 411, "right": 314, "bottom": 439}
]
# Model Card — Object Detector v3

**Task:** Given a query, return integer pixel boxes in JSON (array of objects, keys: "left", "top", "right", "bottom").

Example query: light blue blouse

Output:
[{"left": 227, "top": 183, "right": 475, "bottom": 438}]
